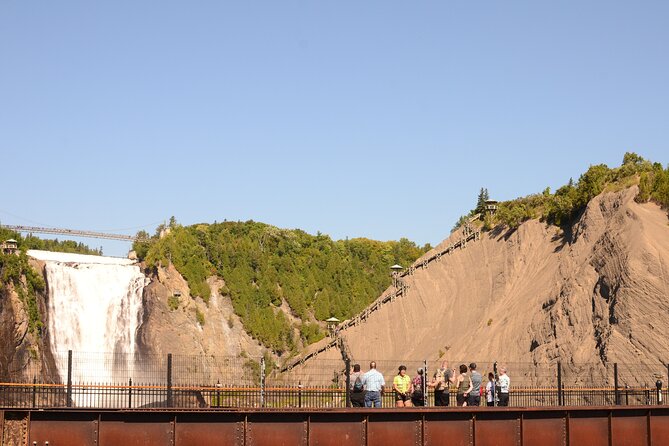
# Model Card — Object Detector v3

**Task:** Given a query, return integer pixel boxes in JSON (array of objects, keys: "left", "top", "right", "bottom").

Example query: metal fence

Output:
[{"left": 1, "top": 351, "right": 668, "bottom": 409}]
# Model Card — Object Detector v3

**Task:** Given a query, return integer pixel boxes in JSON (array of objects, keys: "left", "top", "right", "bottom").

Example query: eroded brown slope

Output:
[{"left": 327, "top": 187, "right": 669, "bottom": 384}]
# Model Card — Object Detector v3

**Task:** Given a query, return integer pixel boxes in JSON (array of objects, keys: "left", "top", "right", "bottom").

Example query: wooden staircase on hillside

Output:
[{"left": 280, "top": 224, "right": 482, "bottom": 373}]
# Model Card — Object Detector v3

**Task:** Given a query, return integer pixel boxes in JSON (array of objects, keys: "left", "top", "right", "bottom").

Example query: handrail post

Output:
[
  {"left": 32, "top": 376, "right": 37, "bottom": 408},
  {"left": 424, "top": 359, "right": 428, "bottom": 407},
  {"left": 614, "top": 363, "right": 620, "bottom": 405},
  {"left": 128, "top": 378, "right": 132, "bottom": 408},
  {"left": 345, "top": 359, "right": 351, "bottom": 408},
  {"left": 66, "top": 350, "right": 73, "bottom": 407},
  {"left": 557, "top": 362, "right": 563, "bottom": 406},
  {"left": 260, "top": 357, "right": 266, "bottom": 408},
  {"left": 166, "top": 353, "right": 173, "bottom": 408}
]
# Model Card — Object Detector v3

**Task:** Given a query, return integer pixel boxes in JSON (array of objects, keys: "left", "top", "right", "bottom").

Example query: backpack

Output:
[
  {"left": 412, "top": 375, "right": 424, "bottom": 397},
  {"left": 353, "top": 375, "right": 364, "bottom": 392}
]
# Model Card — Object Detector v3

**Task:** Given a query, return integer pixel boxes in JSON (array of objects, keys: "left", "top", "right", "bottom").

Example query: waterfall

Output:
[{"left": 28, "top": 250, "right": 146, "bottom": 389}]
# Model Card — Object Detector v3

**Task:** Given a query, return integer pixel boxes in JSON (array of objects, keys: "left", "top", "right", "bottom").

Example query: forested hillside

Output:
[
  {"left": 455, "top": 153, "right": 669, "bottom": 231},
  {"left": 133, "top": 222, "right": 429, "bottom": 353}
]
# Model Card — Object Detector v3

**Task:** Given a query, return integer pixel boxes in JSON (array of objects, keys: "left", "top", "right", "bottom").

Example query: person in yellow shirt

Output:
[{"left": 393, "top": 365, "right": 413, "bottom": 407}]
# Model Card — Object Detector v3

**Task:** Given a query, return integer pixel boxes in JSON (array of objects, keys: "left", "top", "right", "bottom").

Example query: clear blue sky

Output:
[{"left": 1, "top": 1, "right": 668, "bottom": 257}]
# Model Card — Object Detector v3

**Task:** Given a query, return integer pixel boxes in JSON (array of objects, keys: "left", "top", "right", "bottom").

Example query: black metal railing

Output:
[
  {"left": 3, "top": 383, "right": 668, "bottom": 409},
  {"left": 2, "top": 351, "right": 668, "bottom": 409}
]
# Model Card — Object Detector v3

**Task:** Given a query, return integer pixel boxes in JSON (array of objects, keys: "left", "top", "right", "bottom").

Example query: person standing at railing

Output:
[
  {"left": 411, "top": 368, "right": 426, "bottom": 407},
  {"left": 362, "top": 361, "right": 385, "bottom": 408},
  {"left": 468, "top": 363, "right": 483, "bottom": 406},
  {"left": 485, "top": 372, "right": 496, "bottom": 407},
  {"left": 349, "top": 363, "right": 365, "bottom": 407},
  {"left": 498, "top": 367, "right": 510, "bottom": 406},
  {"left": 393, "top": 365, "right": 412, "bottom": 407},
  {"left": 456, "top": 364, "right": 473, "bottom": 407},
  {"left": 429, "top": 360, "right": 455, "bottom": 406}
]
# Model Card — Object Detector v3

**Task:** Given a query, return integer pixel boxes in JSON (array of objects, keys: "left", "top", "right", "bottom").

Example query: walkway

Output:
[
  {"left": 281, "top": 223, "right": 482, "bottom": 372},
  {"left": 1, "top": 225, "right": 146, "bottom": 241}
]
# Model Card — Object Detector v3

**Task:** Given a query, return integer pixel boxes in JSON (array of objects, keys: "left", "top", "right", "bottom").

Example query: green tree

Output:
[
  {"left": 136, "top": 221, "right": 428, "bottom": 352},
  {"left": 475, "top": 187, "right": 490, "bottom": 214}
]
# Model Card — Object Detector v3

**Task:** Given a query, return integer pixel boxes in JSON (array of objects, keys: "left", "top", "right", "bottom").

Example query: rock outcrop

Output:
[
  {"left": 0, "top": 259, "right": 57, "bottom": 383},
  {"left": 5, "top": 186, "right": 668, "bottom": 390},
  {"left": 300, "top": 187, "right": 669, "bottom": 386},
  {"left": 136, "top": 263, "right": 265, "bottom": 382}
]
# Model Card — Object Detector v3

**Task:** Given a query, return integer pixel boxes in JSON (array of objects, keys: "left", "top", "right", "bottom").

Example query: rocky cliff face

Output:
[
  {"left": 2, "top": 254, "right": 267, "bottom": 386},
  {"left": 0, "top": 259, "right": 57, "bottom": 383},
  {"left": 6, "top": 186, "right": 667, "bottom": 388},
  {"left": 137, "top": 263, "right": 265, "bottom": 360},
  {"left": 300, "top": 187, "right": 669, "bottom": 386}
]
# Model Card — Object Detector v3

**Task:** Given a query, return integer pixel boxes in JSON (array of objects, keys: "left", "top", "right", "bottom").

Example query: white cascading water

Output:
[{"left": 28, "top": 250, "right": 145, "bottom": 398}]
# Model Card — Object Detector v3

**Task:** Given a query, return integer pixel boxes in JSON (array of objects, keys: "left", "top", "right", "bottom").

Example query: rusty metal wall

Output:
[{"left": 8, "top": 405, "right": 669, "bottom": 446}]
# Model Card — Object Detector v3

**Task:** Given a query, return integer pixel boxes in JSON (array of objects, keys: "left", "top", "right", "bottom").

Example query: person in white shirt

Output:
[
  {"left": 361, "top": 361, "right": 386, "bottom": 408},
  {"left": 498, "top": 367, "right": 510, "bottom": 406},
  {"left": 485, "top": 372, "right": 496, "bottom": 407}
]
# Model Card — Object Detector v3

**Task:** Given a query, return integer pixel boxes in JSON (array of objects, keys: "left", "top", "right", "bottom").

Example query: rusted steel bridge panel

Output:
[
  {"left": 423, "top": 412, "right": 472, "bottom": 446},
  {"left": 610, "top": 410, "right": 648, "bottom": 446},
  {"left": 309, "top": 413, "right": 365, "bottom": 446},
  {"left": 474, "top": 412, "right": 520, "bottom": 446},
  {"left": 29, "top": 412, "right": 97, "bottom": 446},
  {"left": 521, "top": 412, "right": 566, "bottom": 446},
  {"left": 568, "top": 410, "right": 610, "bottom": 446},
  {"left": 2, "top": 410, "right": 28, "bottom": 446},
  {"left": 247, "top": 413, "right": 308, "bottom": 446},
  {"left": 11, "top": 405, "right": 669, "bottom": 446},
  {"left": 366, "top": 412, "right": 421, "bottom": 446},
  {"left": 650, "top": 413, "right": 669, "bottom": 445},
  {"left": 98, "top": 412, "right": 173, "bottom": 446},
  {"left": 174, "top": 413, "right": 245, "bottom": 446}
]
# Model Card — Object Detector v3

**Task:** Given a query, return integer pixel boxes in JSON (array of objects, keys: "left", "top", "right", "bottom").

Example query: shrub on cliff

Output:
[
  {"left": 135, "top": 222, "right": 427, "bottom": 353},
  {"left": 486, "top": 153, "right": 665, "bottom": 230}
]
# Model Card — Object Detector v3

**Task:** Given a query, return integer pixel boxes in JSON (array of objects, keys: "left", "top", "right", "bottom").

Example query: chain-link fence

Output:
[{"left": 2, "top": 351, "right": 669, "bottom": 409}]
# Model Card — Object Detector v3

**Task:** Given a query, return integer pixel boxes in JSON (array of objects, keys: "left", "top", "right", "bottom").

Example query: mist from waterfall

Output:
[{"left": 28, "top": 250, "right": 146, "bottom": 392}]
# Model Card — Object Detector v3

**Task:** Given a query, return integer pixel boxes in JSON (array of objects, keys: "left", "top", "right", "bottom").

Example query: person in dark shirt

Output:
[
  {"left": 411, "top": 368, "right": 426, "bottom": 407},
  {"left": 468, "top": 363, "right": 482, "bottom": 406},
  {"left": 349, "top": 363, "right": 365, "bottom": 407}
]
